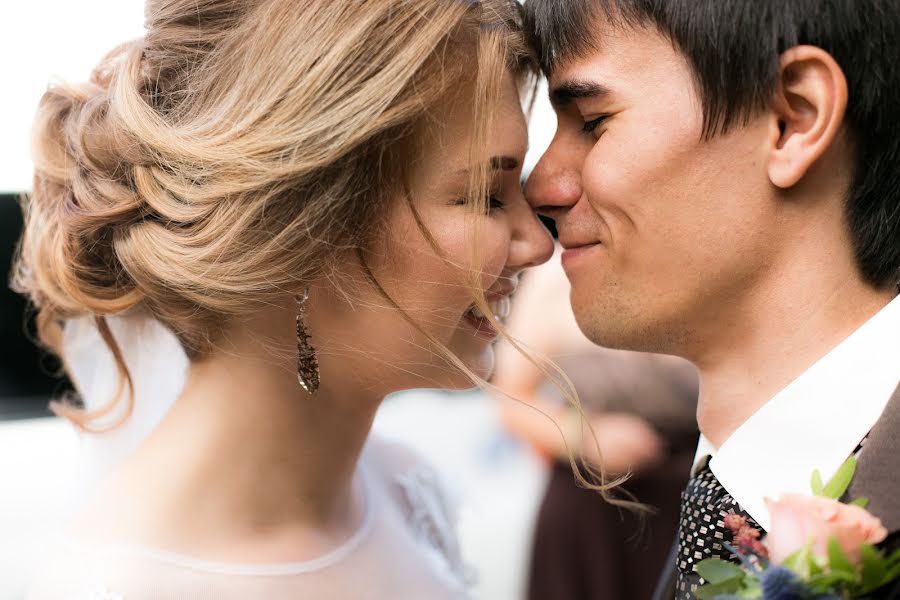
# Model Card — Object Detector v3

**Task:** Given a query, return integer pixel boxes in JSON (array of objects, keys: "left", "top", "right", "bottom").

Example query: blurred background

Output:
[{"left": 0, "top": 2, "right": 697, "bottom": 599}]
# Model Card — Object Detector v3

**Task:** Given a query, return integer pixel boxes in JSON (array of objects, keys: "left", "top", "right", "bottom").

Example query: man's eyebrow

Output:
[{"left": 549, "top": 80, "right": 612, "bottom": 108}]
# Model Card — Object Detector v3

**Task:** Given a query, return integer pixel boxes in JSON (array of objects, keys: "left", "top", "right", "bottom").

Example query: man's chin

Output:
[
  {"left": 572, "top": 300, "right": 647, "bottom": 352},
  {"left": 571, "top": 295, "right": 617, "bottom": 344}
]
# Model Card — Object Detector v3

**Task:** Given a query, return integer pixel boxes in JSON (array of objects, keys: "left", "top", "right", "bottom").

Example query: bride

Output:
[{"left": 14, "top": 0, "right": 556, "bottom": 597}]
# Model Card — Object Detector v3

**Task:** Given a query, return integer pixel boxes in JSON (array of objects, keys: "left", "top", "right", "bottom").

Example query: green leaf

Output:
[
  {"left": 738, "top": 576, "right": 763, "bottom": 598},
  {"left": 784, "top": 543, "right": 825, "bottom": 580},
  {"left": 783, "top": 547, "right": 811, "bottom": 578},
  {"left": 884, "top": 562, "right": 900, "bottom": 586},
  {"left": 849, "top": 497, "right": 870, "bottom": 508},
  {"left": 696, "top": 559, "right": 746, "bottom": 584},
  {"left": 823, "top": 456, "right": 857, "bottom": 500},
  {"left": 696, "top": 578, "right": 742, "bottom": 600},
  {"left": 807, "top": 550, "right": 824, "bottom": 576},
  {"left": 811, "top": 469, "right": 826, "bottom": 496},
  {"left": 808, "top": 573, "right": 856, "bottom": 596},
  {"left": 860, "top": 544, "right": 887, "bottom": 591},
  {"left": 808, "top": 571, "right": 857, "bottom": 592},
  {"left": 827, "top": 537, "right": 857, "bottom": 578}
]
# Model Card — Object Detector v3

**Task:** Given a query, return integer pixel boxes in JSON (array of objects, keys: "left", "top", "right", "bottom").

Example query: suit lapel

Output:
[
  {"left": 652, "top": 541, "right": 678, "bottom": 600},
  {"left": 847, "top": 381, "right": 900, "bottom": 534},
  {"left": 654, "top": 383, "right": 899, "bottom": 600}
]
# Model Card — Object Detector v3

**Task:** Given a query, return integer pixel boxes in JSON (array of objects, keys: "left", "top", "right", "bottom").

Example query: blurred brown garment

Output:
[
  {"left": 528, "top": 354, "right": 698, "bottom": 600},
  {"left": 539, "top": 352, "right": 699, "bottom": 438},
  {"left": 529, "top": 448, "right": 696, "bottom": 600}
]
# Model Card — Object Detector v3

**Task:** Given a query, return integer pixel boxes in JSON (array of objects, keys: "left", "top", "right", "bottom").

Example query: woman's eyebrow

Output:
[{"left": 454, "top": 155, "right": 521, "bottom": 176}]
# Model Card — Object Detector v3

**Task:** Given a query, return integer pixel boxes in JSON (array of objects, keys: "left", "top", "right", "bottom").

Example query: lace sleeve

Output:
[{"left": 394, "top": 462, "right": 477, "bottom": 592}]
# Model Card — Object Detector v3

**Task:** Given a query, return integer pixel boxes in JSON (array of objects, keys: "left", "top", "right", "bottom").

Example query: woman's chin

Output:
[
  {"left": 390, "top": 344, "right": 495, "bottom": 392},
  {"left": 425, "top": 350, "right": 495, "bottom": 391},
  {"left": 459, "top": 345, "right": 496, "bottom": 384}
]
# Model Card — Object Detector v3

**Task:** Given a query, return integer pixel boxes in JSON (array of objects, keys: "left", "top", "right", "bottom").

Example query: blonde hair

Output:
[{"left": 14, "top": 0, "right": 634, "bottom": 508}]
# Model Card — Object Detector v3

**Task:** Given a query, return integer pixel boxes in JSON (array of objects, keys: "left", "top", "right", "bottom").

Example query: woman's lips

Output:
[
  {"left": 461, "top": 294, "right": 511, "bottom": 340},
  {"left": 463, "top": 311, "right": 499, "bottom": 339}
]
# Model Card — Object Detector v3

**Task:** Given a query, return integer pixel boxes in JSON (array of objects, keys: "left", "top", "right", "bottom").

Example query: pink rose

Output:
[{"left": 765, "top": 494, "right": 888, "bottom": 566}]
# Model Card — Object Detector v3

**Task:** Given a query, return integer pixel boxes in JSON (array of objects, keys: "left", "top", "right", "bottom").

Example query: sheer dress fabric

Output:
[
  {"left": 31, "top": 315, "right": 474, "bottom": 599},
  {"left": 27, "top": 438, "right": 475, "bottom": 600}
]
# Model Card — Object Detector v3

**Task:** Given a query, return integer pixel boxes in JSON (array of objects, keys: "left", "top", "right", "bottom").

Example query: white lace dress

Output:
[{"left": 26, "top": 437, "right": 476, "bottom": 600}]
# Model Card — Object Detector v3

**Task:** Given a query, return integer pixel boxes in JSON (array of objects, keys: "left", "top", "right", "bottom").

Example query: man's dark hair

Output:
[{"left": 525, "top": 0, "right": 900, "bottom": 289}]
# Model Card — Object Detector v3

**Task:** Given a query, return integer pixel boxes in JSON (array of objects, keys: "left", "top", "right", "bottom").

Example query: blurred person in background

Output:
[
  {"left": 12, "top": 1, "right": 559, "bottom": 597},
  {"left": 495, "top": 249, "right": 698, "bottom": 600}
]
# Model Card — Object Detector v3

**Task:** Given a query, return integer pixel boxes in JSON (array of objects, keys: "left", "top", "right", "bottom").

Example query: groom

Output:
[{"left": 522, "top": 1, "right": 900, "bottom": 599}]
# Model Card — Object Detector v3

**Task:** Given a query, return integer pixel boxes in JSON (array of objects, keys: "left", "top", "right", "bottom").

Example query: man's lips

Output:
[
  {"left": 560, "top": 241, "right": 602, "bottom": 267},
  {"left": 558, "top": 235, "right": 602, "bottom": 251}
]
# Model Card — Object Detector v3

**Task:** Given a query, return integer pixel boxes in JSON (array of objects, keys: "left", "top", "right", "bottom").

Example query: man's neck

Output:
[{"left": 693, "top": 272, "right": 896, "bottom": 449}]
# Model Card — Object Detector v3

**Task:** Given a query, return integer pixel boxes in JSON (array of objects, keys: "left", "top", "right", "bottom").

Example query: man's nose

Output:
[{"left": 523, "top": 142, "right": 583, "bottom": 221}]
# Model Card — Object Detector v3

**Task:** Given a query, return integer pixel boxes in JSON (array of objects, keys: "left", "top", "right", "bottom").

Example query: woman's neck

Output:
[{"left": 78, "top": 323, "right": 381, "bottom": 562}]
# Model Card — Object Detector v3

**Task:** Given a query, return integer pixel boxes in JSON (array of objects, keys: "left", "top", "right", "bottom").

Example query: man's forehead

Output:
[
  {"left": 549, "top": 55, "right": 608, "bottom": 88},
  {"left": 544, "top": 7, "right": 648, "bottom": 72},
  {"left": 547, "top": 22, "right": 675, "bottom": 99},
  {"left": 547, "top": 42, "right": 619, "bottom": 105}
]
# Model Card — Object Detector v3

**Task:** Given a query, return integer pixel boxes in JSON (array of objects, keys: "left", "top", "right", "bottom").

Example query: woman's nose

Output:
[{"left": 507, "top": 205, "right": 555, "bottom": 270}]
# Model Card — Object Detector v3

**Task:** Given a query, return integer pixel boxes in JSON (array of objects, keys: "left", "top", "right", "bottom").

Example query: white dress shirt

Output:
[{"left": 693, "top": 294, "right": 900, "bottom": 531}]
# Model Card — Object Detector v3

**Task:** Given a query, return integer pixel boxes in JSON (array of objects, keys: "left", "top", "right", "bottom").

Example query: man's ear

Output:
[{"left": 767, "top": 45, "right": 848, "bottom": 189}]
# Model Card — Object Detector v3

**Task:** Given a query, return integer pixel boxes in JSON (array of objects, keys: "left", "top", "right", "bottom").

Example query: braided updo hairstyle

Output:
[{"left": 13, "top": 0, "right": 537, "bottom": 430}]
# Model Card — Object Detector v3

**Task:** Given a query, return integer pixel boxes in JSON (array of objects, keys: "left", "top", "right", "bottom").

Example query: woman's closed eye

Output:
[
  {"left": 452, "top": 194, "right": 506, "bottom": 214},
  {"left": 487, "top": 195, "right": 506, "bottom": 211}
]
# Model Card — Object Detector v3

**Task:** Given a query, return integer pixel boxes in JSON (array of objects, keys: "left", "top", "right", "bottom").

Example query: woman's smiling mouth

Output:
[{"left": 462, "top": 293, "right": 512, "bottom": 339}]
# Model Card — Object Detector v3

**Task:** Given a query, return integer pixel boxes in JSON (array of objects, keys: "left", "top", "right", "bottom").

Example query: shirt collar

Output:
[{"left": 691, "top": 294, "right": 900, "bottom": 531}]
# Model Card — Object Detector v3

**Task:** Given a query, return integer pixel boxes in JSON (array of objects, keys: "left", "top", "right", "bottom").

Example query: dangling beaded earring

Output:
[{"left": 295, "top": 288, "right": 320, "bottom": 395}]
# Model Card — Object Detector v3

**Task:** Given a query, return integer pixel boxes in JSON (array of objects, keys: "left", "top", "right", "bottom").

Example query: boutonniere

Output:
[{"left": 696, "top": 457, "right": 900, "bottom": 599}]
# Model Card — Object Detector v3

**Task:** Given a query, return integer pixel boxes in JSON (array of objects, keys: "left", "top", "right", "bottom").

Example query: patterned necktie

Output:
[{"left": 674, "top": 459, "right": 762, "bottom": 600}]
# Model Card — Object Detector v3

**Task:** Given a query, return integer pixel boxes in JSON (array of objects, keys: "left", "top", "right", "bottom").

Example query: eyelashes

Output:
[
  {"left": 487, "top": 195, "right": 505, "bottom": 211},
  {"left": 582, "top": 115, "right": 609, "bottom": 135},
  {"left": 452, "top": 195, "right": 506, "bottom": 213}
]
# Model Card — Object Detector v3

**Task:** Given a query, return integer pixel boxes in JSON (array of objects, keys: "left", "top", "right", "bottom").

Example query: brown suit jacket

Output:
[
  {"left": 652, "top": 382, "right": 900, "bottom": 600},
  {"left": 847, "top": 382, "right": 900, "bottom": 538},
  {"left": 846, "top": 382, "right": 900, "bottom": 599}
]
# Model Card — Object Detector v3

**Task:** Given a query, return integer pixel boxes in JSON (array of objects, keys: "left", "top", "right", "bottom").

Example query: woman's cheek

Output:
[{"left": 479, "top": 224, "right": 511, "bottom": 281}]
